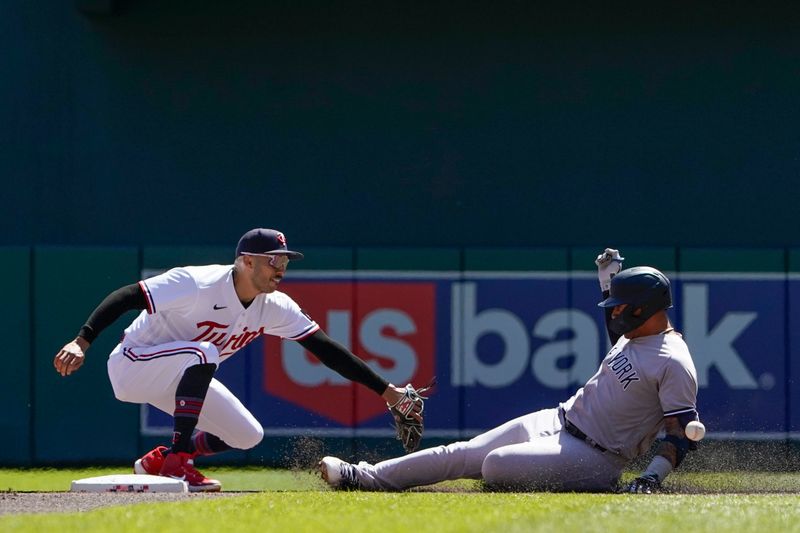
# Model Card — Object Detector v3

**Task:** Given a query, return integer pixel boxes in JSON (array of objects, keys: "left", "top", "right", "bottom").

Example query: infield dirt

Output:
[{"left": 0, "top": 491, "right": 243, "bottom": 515}]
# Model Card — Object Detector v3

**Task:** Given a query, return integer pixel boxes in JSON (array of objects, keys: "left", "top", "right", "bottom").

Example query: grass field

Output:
[{"left": 1, "top": 468, "right": 799, "bottom": 532}]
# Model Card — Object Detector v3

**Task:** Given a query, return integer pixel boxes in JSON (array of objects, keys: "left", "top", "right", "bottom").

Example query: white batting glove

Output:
[{"left": 595, "top": 248, "right": 624, "bottom": 292}]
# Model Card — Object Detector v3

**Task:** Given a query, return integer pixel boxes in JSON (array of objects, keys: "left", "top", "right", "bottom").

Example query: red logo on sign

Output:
[{"left": 264, "top": 282, "right": 436, "bottom": 426}]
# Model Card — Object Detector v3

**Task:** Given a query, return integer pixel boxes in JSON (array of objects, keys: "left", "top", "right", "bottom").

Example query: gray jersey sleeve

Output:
[{"left": 658, "top": 346, "right": 699, "bottom": 421}]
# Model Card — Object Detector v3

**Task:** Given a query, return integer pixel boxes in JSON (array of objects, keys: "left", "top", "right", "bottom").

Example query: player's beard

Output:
[
  {"left": 252, "top": 270, "right": 281, "bottom": 294},
  {"left": 261, "top": 274, "right": 282, "bottom": 294},
  {"left": 267, "top": 275, "right": 282, "bottom": 291}
]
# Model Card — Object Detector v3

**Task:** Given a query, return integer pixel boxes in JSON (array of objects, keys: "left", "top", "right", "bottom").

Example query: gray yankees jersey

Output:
[{"left": 562, "top": 330, "right": 698, "bottom": 460}]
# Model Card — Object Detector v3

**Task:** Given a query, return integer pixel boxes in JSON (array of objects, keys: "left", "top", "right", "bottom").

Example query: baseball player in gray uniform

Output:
[
  {"left": 53, "top": 228, "right": 421, "bottom": 492},
  {"left": 320, "top": 248, "right": 700, "bottom": 493}
]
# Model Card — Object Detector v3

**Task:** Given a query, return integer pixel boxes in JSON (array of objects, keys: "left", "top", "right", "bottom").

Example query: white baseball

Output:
[{"left": 685, "top": 421, "right": 706, "bottom": 441}]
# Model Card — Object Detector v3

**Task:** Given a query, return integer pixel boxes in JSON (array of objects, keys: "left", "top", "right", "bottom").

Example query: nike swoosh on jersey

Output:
[{"left": 213, "top": 304, "right": 227, "bottom": 310}]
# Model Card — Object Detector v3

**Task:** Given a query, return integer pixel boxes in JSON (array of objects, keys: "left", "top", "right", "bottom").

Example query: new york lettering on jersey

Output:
[{"left": 606, "top": 349, "right": 640, "bottom": 390}]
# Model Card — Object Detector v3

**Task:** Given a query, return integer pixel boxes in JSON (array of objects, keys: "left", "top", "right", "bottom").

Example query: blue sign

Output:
[{"left": 142, "top": 272, "right": 792, "bottom": 440}]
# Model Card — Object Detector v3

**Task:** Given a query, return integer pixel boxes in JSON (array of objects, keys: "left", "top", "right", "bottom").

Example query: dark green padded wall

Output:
[
  {"left": 142, "top": 246, "right": 231, "bottom": 271},
  {"left": 33, "top": 247, "right": 140, "bottom": 462},
  {"left": 0, "top": 248, "right": 32, "bottom": 464},
  {"left": 679, "top": 249, "right": 786, "bottom": 272},
  {"left": 465, "top": 248, "right": 568, "bottom": 271},
  {"left": 3, "top": 2, "right": 800, "bottom": 249}
]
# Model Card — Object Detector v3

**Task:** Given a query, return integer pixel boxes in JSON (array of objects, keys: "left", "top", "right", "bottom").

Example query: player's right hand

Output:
[
  {"left": 595, "top": 248, "right": 624, "bottom": 292},
  {"left": 624, "top": 474, "right": 661, "bottom": 494},
  {"left": 53, "top": 338, "right": 88, "bottom": 377}
]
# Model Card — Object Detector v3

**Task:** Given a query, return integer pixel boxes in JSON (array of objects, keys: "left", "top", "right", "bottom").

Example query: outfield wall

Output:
[
  {"left": 2, "top": 245, "right": 799, "bottom": 466},
  {"left": 3, "top": 2, "right": 800, "bottom": 250}
]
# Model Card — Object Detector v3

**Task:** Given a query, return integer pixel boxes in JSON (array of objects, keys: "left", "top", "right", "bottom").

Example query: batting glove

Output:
[
  {"left": 595, "top": 248, "right": 624, "bottom": 292},
  {"left": 624, "top": 474, "right": 661, "bottom": 494}
]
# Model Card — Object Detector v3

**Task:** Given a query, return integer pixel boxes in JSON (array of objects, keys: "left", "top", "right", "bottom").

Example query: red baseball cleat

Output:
[
  {"left": 133, "top": 445, "right": 169, "bottom": 476},
  {"left": 159, "top": 451, "right": 221, "bottom": 492}
]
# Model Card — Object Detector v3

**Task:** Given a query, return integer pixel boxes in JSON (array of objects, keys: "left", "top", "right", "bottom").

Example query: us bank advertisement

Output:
[{"left": 142, "top": 271, "right": 793, "bottom": 440}]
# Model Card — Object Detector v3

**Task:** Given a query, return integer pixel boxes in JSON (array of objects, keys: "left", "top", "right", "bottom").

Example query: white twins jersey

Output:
[
  {"left": 563, "top": 331, "right": 698, "bottom": 461},
  {"left": 122, "top": 265, "right": 319, "bottom": 362}
]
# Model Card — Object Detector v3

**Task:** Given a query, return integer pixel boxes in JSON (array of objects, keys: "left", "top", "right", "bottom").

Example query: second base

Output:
[{"left": 70, "top": 474, "right": 188, "bottom": 493}]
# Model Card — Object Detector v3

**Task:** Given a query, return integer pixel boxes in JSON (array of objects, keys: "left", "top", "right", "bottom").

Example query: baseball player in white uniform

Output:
[
  {"left": 320, "top": 248, "right": 700, "bottom": 493},
  {"left": 54, "top": 228, "right": 421, "bottom": 492}
]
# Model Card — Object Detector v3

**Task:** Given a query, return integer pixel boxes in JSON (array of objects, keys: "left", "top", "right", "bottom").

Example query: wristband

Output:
[{"left": 643, "top": 455, "right": 673, "bottom": 482}]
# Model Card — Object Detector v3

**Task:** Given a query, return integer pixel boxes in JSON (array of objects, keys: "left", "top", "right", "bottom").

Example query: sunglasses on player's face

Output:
[
  {"left": 265, "top": 254, "right": 290, "bottom": 271},
  {"left": 242, "top": 253, "right": 290, "bottom": 271}
]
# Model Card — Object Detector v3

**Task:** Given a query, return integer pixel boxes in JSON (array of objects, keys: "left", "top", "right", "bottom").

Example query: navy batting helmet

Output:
[{"left": 598, "top": 266, "right": 672, "bottom": 335}]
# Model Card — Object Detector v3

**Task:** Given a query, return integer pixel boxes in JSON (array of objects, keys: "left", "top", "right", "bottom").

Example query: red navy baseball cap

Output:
[{"left": 235, "top": 228, "right": 304, "bottom": 260}]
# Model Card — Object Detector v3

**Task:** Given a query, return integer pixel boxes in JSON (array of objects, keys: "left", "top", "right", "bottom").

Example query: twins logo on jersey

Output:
[
  {"left": 191, "top": 321, "right": 266, "bottom": 356},
  {"left": 607, "top": 349, "right": 640, "bottom": 390}
]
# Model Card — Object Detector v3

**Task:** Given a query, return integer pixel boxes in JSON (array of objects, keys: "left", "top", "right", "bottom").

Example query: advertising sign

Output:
[{"left": 142, "top": 271, "right": 791, "bottom": 439}]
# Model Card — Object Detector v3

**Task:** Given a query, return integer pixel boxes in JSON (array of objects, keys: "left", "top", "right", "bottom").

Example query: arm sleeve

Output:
[
  {"left": 77, "top": 283, "right": 148, "bottom": 343},
  {"left": 297, "top": 330, "right": 389, "bottom": 395},
  {"left": 602, "top": 289, "right": 622, "bottom": 345}
]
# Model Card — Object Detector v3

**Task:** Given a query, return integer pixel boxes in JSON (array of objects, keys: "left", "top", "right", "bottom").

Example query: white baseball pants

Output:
[{"left": 107, "top": 341, "right": 263, "bottom": 450}]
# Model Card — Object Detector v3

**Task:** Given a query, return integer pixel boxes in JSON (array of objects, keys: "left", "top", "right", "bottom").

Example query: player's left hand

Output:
[
  {"left": 595, "top": 248, "right": 624, "bottom": 292},
  {"left": 383, "top": 384, "right": 423, "bottom": 423},
  {"left": 624, "top": 474, "right": 661, "bottom": 494},
  {"left": 384, "top": 381, "right": 435, "bottom": 453},
  {"left": 53, "top": 338, "right": 88, "bottom": 377}
]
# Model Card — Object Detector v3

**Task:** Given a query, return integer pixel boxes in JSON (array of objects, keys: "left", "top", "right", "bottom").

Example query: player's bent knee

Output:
[
  {"left": 228, "top": 423, "right": 264, "bottom": 450},
  {"left": 195, "top": 342, "right": 221, "bottom": 366},
  {"left": 480, "top": 450, "right": 505, "bottom": 483},
  {"left": 481, "top": 449, "right": 524, "bottom": 488},
  {"left": 112, "top": 388, "right": 134, "bottom": 403},
  {"left": 245, "top": 424, "right": 265, "bottom": 449},
  {"left": 111, "top": 383, "right": 145, "bottom": 404}
]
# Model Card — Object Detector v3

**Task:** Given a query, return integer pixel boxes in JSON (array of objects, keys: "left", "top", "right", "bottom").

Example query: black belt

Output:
[{"left": 561, "top": 409, "right": 609, "bottom": 453}]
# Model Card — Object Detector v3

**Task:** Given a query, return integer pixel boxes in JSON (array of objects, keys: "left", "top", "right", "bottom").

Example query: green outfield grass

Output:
[{"left": 1, "top": 469, "right": 799, "bottom": 532}]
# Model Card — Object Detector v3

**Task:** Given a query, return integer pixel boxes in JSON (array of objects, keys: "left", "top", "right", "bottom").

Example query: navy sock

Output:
[
  {"left": 171, "top": 363, "right": 216, "bottom": 454},
  {"left": 191, "top": 431, "right": 233, "bottom": 456}
]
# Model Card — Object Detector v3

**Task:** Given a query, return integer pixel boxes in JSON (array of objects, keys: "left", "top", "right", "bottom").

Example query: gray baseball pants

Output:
[{"left": 355, "top": 407, "right": 628, "bottom": 492}]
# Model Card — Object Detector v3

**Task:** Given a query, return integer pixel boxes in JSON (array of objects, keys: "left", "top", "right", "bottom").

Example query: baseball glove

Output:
[{"left": 388, "top": 381, "right": 435, "bottom": 453}]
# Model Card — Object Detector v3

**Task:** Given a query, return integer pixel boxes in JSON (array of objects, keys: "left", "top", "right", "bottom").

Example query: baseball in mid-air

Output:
[{"left": 685, "top": 421, "right": 706, "bottom": 441}]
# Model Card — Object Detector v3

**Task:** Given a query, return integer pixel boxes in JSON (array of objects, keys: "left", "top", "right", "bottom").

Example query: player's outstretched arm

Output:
[
  {"left": 52, "top": 283, "right": 147, "bottom": 377},
  {"left": 297, "top": 331, "right": 420, "bottom": 412},
  {"left": 297, "top": 330, "right": 431, "bottom": 451},
  {"left": 297, "top": 330, "right": 391, "bottom": 394}
]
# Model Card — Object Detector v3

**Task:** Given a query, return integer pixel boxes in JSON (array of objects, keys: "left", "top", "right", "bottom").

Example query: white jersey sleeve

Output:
[
  {"left": 262, "top": 291, "right": 319, "bottom": 341},
  {"left": 139, "top": 267, "right": 199, "bottom": 316}
]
